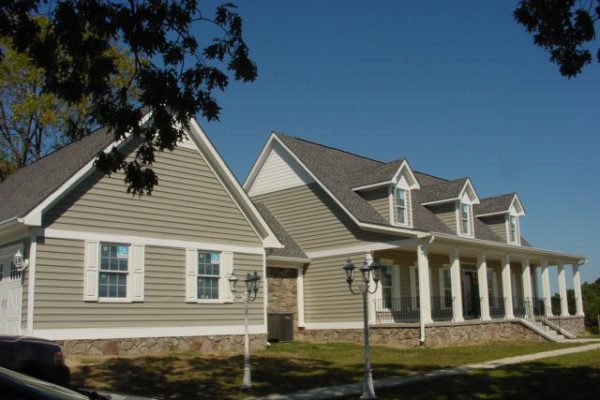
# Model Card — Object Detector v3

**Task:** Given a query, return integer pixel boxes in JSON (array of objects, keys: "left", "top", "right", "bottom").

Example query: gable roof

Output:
[
  {"left": 0, "top": 126, "right": 114, "bottom": 224},
  {"left": 257, "top": 133, "right": 502, "bottom": 241},
  {"left": 0, "top": 117, "right": 282, "bottom": 248}
]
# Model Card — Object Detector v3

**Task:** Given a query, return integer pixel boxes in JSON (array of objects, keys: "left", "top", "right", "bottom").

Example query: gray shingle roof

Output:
[
  {"left": 417, "top": 178, "right": 469, "bottom": 204},
  {"left": 274, "top": 133, "right": 509, "bottom": 243},
  {"left": 253, "top": 202, "right": 308, "bottom": 259},
  {"left": 0, "top": 127, "right": 113, "bottom": 223},
  {"left": 475, "top": 193, "right": 516, "bottom": 216}
]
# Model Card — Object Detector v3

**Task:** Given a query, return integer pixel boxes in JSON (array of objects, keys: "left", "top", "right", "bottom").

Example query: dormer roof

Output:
[
  {"left": 351, "top": 159, "right": 420, "bottom": 191},
  {"left": 418, "top": 178, "right": 480, "bottom": 206},
  {"left": 475, "top": 193, "right": 525, "bottom": 217}
]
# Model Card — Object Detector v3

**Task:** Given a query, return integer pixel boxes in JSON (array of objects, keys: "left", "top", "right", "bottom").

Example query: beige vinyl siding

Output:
[
  {"left": 303, "top": 253, "right": 364, "bottom": 323},
  {"left": 33, "top": 237, "right": 264, "bottom": 329},
  {"left": 481, "top": 215, "right": 508, "bottom": 243},
  {"left": 428, "top": 203, "right": 457, "bottom": 233},
  {"left": 44, "top": 146, "right": 261, "bottom": 246},
  {"left": 361, "top": 187, "right": 390, "bottom": 222},
  {"left": 253, "top": 183, "right": 392, "bottom": 251}
]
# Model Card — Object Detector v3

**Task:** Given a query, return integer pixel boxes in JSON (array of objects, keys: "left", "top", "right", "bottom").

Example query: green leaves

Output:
[
  {"left": 0, "top": 1, "right": 257, "bottom": 195},
  {"left": 514, "top": 0, "right": 600, "bottom": 78}
]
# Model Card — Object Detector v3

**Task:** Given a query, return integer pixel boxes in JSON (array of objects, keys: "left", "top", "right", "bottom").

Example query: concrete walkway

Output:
[{"left": 257, "top": 341, "right": 600, "bottom": 400}]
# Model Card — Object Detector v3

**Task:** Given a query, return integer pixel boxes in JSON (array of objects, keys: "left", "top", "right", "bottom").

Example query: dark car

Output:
[
  {"left": 0, "top": 335, "right": 71, "bottom": 387},
  {"left": 0, "top": 366, "right": 92, "bottom": 400}
]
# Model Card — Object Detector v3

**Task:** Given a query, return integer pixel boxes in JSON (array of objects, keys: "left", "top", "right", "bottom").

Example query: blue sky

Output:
[{"left": 197, "top": 1, "right": 600, "bottom": 285}]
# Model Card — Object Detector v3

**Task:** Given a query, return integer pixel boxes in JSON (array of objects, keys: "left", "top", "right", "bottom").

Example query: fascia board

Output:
[
  {"left": 431, "top": 232, "right": 587, "bottom": 262},
  {"left": 242, "top": 133, "right": 277, "bottom": 191}
]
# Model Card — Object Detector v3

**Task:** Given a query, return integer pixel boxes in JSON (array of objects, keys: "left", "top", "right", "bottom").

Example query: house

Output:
[
  {"left": 244, "top": 133, "right": 589, "bottom": 346},
  {"left": 0, "top": 116, "right": 284, "bottom": 355},
  {"left": 0, "top": 121, "right": 590, "bottom": 355}
]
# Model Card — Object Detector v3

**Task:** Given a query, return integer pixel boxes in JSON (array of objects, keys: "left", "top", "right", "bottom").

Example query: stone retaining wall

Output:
[
  {"left": 556, "top": 316, "right": 585, "bottom": 335},
  {"left": 298, "top": 321, "right": 543, "bottom": 348},
  {"left": 59, "top": 334, "right": 267, "bottom": 357}
]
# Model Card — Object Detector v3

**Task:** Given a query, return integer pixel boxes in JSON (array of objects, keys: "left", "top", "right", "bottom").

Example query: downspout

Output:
[{"left": 419, "top": 234, "right": 436, "bottom": 345}]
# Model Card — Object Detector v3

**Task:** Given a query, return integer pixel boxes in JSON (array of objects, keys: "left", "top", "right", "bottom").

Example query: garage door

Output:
[
  {"left": 0, "top": 248, "right": 22, "bottom": 335},
  {"left": 0, "top": 278, "right": 22, "bottom": 335}
]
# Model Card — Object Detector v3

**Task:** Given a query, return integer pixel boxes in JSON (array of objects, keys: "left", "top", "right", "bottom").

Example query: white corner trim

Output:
[
  {"left": 26, "top": 235, "right": 36, "bottom": 335},
  {"left": 187, "top": 120, "right": 282, "bottom": 249},
  {"left": 41, "top": 228, "right": 265, "bottom": 255},
  {"left": 262, "top": 250, "right": 268, "bottom": 328},
  {"left": 302, "top": 322, "right": 362, "bottom": 330},
  {"left": 32, "top": 324, "right": 268, "bottom": 341},
  {"left": 297, "top": 266, "right": 305, "bottom": 327}
]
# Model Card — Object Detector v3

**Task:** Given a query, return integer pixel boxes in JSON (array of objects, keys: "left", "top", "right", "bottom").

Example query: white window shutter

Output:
[
  {"left": 185, "top": 248, "right": 197, "bottom": 302},
  {"left": 221, "top": 251, "right": 234, "bottom": 303},
  {"left": 84, "top": 240, "right": 99, "bottom": 301},
  {"left": 131, "top": 244, "right": 145, "bottom": 302}
]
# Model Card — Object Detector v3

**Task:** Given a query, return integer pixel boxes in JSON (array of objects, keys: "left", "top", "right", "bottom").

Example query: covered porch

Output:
[{"left": 369, "top": 238, "right": 586, "bottom": 329}]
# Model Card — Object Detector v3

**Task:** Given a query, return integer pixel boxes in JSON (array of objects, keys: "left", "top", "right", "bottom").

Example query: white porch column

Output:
[
  {"left": 450, "top": 248, "right": 464, "bottom": 322},
  {"left": 557, "top": 262, "right": 569, "bottom": 317},
  {"left": 521, "top": 258, "right": 533, "bottom": 315},
  {"left": 365, "top": 252, "right": 377, "bottom": 324},
  {"left": 477, "top": 252, "right": 491, "bottom": 321},
  {"left": 297, "top": 266, "right": 305, "bottom": 327},
  {"left": 541, "top": 260, "right": 553, "bottom": 316},
  {"left": 502, "top": 254, "right": 514, "bottom": 319},
  {"left": 573, "top": 263, "right": 584, "bottom": 316},
  {"left": 417, "top": 242, "right": 433, "bottom": 324}
]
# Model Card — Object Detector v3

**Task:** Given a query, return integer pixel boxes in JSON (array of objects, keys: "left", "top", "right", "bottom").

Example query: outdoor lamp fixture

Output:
[
  {"left": 228, "top": 270, "right": 261, "bottom": 390},
  {"left": 343, "top": 257, "right": 381, "bottom": 399},
  {"left": 13, "top": 250, "right": 29, "bottom": 273}
]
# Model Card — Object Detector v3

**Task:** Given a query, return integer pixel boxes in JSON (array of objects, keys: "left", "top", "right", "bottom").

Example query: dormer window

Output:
[
  {"left": 459, "top": 203, "right": 471, "bottom": 236},
  {"left": 395, "top": 188, "right": 407, "bottom": 225}
]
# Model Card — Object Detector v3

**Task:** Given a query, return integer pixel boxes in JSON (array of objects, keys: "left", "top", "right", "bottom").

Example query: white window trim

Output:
[
  {"left": 186, "top": 249, "right": 234, "bottom": 304},
  {"left": 98, "top": 243, "right": 132, "bottom": 303},
  {"left": 438, "top": 265, "right": 452, "bottom": 310},
  {"left": 456, "top": 202, "right": 474, "bottom": 238},
  {"left": 391, "top": 177, "right": 412, "bottom": 228},
  {"left": 506, "top": 213, "right": 521, "bottom": 245},
  {"left": 84, "top": 241, "right": 144, "bottom": 303}
]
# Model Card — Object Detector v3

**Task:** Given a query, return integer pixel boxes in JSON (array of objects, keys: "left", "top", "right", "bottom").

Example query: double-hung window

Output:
[
  {"left": 508, "top": 215, "right": 518, "bottom": 244},
  {"left": 459, "top": 203, "right": 471, "bottom": 236},
  {"left": 380, "top": 265, "right": 393, "bottom": 309},
  {"left": 99, "top": 243, "right": 129, "bottom": 299},
  {"left": 395, "top": 188, "right": 408, "bottom": 225},
  {"left": 197, "top": 251, "right": 221, "bottom": 300}
]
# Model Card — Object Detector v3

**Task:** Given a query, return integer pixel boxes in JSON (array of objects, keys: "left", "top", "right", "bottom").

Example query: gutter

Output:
[
  {"left": 266, "top": 255, "right": 311, "bottom": 264},
  {"left": 0, "top": 217, "right": 24, "bottom": 231}
]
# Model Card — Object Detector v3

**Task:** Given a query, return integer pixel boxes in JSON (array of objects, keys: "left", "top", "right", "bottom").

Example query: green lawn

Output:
[
  {"left": 69, "top": 341, "right": 583, "bottom": 399},
  {"left": 369, "top": 349, "right": 600, "bottom": 399}
]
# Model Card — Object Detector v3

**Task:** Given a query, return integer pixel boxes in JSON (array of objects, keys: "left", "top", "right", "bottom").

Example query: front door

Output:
[{"left": 461, "top": 271, "right": 480, "bottom": 319}]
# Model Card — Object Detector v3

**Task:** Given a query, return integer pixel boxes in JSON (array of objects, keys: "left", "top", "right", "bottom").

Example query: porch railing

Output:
[
  {"left": 431, "top": 296, "right": 454, "bottom": 321},
  {"left": 525, "top": 297, "right": 564, "bottom": 331},
  {"left": 489, "top": 296, "right": 506, "bottom": 319},
  {"left": 513, "top": 297, "right": 526, "bottom": 318},
  {"left": 374, "top": 297, "right": 420, "bottom": 324}
]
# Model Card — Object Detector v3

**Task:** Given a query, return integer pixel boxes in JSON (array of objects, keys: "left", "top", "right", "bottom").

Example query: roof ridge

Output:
[{"left": 274, "top": 132, "right": 384, "bottom": 165}]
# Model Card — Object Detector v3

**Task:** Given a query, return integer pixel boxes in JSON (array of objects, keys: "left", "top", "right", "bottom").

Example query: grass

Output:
[
  {"left": 361, "top": 349, "right": 600, "bottom": 399},
  {"left": 69, "top": 340, "right": 584, "bottom": 399}
]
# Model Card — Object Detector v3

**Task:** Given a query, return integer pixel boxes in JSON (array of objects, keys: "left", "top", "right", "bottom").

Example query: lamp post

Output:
[
  {"left": 343, "top": 257, "right": 381, "bottom": 400},
  {"left": 12, "top": 250, "right": 29, "bottom": 279},
  {"left": 228, "top": 270, "right": 261, "bottom": 390}
]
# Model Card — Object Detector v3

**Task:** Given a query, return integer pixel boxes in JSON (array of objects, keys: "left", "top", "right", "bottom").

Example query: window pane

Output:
[
  {"left": 98, "top": 243, "right": 128, "bottom": 299},
  {"left": 198, "top": 251, "right": 220, "bottom": 277},
  {"left": 198, "top": 277, "right": 219, "bottom": 299}
]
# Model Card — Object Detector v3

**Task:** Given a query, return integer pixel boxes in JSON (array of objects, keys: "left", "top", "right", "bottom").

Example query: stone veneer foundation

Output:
[
  {"left": 298, "top": 320, "right": 545, "bottom": 348},
  {"left": 555, "top": 316, "right": 585, "bottom": 335},
  {"left": 58, "top": 334, "right": 267, "bottom": 357}
]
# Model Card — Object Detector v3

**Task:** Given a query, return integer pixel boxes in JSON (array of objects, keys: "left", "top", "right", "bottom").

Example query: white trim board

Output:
[
  {"left": 33, "top": 324, "right": 267, "bottom": 341},
  {"left": 302, "top": 322, "right": 363, "bottom": 330},
  {"left": 40, "top": 228, "right": 265, "bottom": 255}
]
